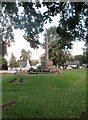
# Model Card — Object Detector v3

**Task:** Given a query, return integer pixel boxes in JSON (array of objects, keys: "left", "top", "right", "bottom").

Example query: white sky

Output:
[
  {"left": 6, "top": 29, "right": 45, "bottom": 61},
  {"left": 6, "top": 12, "right": 85, "bottom": 61}
]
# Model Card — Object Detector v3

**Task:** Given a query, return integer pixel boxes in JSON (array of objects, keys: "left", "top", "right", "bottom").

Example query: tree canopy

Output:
[
  {"left": 20, "top": 49, "right": 31, "bottom": 62},
  {"left": 9, "top": 53, "right": 17, "bottom": 68},
  {"left": 42, "top": 26, "right": 75, "bottom": 66},
  {"left": 1, "top": 2, "right": 87, "bottom": 53}
]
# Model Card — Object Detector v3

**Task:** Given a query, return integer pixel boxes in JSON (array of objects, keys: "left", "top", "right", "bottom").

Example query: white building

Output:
[{"left": 64, "top": 61, "right": 80, "bottom": 69}]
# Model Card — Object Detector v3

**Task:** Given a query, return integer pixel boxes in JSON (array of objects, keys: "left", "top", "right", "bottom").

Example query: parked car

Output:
[{"left": 9, "top": 70, "right": 17, "bottom": 73}]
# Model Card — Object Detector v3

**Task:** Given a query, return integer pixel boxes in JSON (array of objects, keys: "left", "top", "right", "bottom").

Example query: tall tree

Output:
[
  {"left": 20, "top": 49, "right": 31, "bottom": 63},
  {"left": 74, "top": 54, "right": 85, "bottom": 65},
  {"left": 82, "top": 48, "right": 88, "bottom": 64},
  {"left": 0, "top": 56, "right": 8, "bottom": 70},
  {"left": 0, "top": 40, "right": 8, "bottom": 69},
  {"left": 0, "top": 2, "right": 17, "bottom": 55},
  {"left": 44, "top": 26, "right": 73, "bottom": 50},
  {"left": 0, "top": 2, "right": 16, "bottom": 69},
  {"left": 9, "top": 53, "right": 17, "bottom": 68},
  {"left": 74, "top": 47, "right": 88, "bottom": 65},
  {"left": 43, "top": 26, "right": 74, "bottom": 66}
]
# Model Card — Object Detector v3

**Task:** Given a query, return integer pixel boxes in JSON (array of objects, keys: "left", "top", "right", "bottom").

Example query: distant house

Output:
[
  {"left": 17, "top": 60, "right": 31, "bottom": 71},
  {"left": 64, "top": 61, "right": 80, "bottom": 69}
]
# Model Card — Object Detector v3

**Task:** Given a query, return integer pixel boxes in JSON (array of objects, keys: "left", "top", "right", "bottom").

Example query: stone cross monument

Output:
[
  {"left": 41, "top": 35, "right": 53, "bottom": 69},
  {"left": 39, "top": 35, "right": 60, "bottom": 73},
  {"left": 44, "top": 35, "right": 53, "bottom": 68}
]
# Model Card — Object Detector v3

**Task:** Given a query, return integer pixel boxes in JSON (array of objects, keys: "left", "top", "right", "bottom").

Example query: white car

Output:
[
  {"left": 9, "top": 70, "right": 17, "bottom": 73},
  {"left": 31, "top": 66, "right": 37, "bottom": 69}
]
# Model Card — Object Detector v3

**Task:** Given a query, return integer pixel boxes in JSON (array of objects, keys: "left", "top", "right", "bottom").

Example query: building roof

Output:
[
  {"left": 17, "top": 61, "right": 27, "bottom": 67},
  {"left": 64, "top": 61, "right": 80, "bottom": 66}
]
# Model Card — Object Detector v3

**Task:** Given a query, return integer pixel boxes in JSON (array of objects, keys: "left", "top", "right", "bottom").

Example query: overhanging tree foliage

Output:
[{"left": 1, "top": 2, "right": 87, "bottom": 53}]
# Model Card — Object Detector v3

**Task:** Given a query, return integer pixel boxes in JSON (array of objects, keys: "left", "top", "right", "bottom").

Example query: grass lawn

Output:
[{"left": 2, "top": 69, "right": 86, "bottom": 118}]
